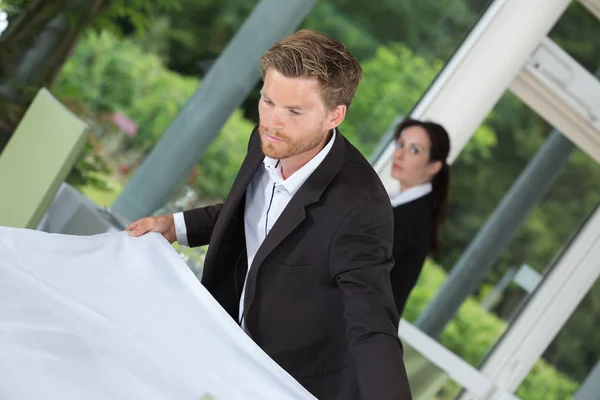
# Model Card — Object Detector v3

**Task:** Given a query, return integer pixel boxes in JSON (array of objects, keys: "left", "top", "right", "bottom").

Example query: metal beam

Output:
[{"left": 510, "top": 38, "right": 600, "bottom": 163}]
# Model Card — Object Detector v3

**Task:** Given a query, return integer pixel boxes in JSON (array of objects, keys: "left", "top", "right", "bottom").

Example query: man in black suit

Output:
[{"left": 127, "top": 29, "right": 412, "bottom": 400}]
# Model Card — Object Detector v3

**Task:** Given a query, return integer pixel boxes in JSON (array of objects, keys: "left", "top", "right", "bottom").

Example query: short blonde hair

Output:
[{"left": 259, "top": 29, "right": 363, "bottom": 109}]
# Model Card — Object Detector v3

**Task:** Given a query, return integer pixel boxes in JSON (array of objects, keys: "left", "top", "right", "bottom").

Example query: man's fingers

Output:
[
  {"left": 126, "top": 215, "right": 176, "bottom": 244},
  {"left": 126, "top": 218, "right": 153, "bottom": 237},
  {"left": 125, "top": 222, "right": 137, "bottom": 232}
]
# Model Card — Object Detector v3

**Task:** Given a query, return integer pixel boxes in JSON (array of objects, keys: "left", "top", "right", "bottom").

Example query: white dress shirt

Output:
[
  {"left": 174, "top": 129, "right": 337, "bottom": 325},
  {"left": 388, "top": 182, "right": 432, "bottom": 208}
]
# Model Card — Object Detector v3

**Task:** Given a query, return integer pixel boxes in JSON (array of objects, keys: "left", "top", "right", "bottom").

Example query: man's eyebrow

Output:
[{"left": 260, "top": 92, "right": 306, "bottom": 111}]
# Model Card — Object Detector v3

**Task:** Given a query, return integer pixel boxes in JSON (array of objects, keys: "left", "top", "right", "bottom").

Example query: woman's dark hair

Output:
[{"left": 394, "top": 118, "right": 451, "bottom": 256}]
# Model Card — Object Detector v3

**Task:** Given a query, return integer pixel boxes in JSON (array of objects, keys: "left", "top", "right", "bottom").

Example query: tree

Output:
[
  {"left": 161, "top": 0, "right": 257, "bottom": 76},
  {"left": 0, "top": 0, "right": 176, "bottom": 150},
  {"left": 51, "top": 28, "right": 197, "bottom": 189},
  {"left": 328, "top": 0, "right": 481, "bottom": 61}
]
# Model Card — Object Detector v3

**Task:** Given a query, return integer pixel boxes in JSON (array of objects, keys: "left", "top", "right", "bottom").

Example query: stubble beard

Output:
[{"left": 259, "top": 123, "right": 327, "bottom": 160}]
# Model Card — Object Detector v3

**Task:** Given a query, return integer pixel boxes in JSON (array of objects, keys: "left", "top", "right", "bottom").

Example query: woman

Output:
[{"left": 389, "top": 118, "right": 451, "bottom": 317}]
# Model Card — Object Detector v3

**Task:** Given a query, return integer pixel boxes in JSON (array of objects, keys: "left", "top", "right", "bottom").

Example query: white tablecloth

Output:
[{"left": 0, "top": 227, "right": 314, "bottom": 400}]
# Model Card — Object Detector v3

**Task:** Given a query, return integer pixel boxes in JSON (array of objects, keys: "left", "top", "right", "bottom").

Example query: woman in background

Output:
[{"left": 389, "top": 118, "right": 451, "bottom": 317}]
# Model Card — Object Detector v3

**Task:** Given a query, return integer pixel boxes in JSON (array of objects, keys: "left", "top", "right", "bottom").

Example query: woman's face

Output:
[{"left": 391, "top": 125, "right": 442, "bottom": 190}]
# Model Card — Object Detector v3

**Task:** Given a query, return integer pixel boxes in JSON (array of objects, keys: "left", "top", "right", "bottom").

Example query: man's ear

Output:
[{"left": 324, "top": 105, "right": 347, "bottom": 130}]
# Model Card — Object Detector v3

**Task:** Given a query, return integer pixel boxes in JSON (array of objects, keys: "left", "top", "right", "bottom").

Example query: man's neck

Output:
[
  {"left": 280, "top": 130, "right": 333, "bottom": 180},
  {"left": 280, "top": 148, "right": 322, "bottom": 180}
]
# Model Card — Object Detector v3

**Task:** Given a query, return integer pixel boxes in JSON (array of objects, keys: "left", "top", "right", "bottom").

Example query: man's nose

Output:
[{"left": 265, "top": 109, "right": 283, "bottom": 129}]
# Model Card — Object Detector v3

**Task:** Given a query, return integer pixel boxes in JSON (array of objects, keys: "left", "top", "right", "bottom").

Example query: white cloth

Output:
[
  {"left": 0, "top": 227, "right": 314, "bottom": 400},
  {"left": 175, "top": 129, "right": 336, "bottom": 325},
  {"left": 389, "top": 182, "right": 432, "bottom": 208}
]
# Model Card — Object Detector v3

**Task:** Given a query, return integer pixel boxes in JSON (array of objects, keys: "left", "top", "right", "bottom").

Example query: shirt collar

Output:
[
  {"left": 263, "top": 128, "right": 337, "bottom": 196},
  {"left": 389, "top": 182, "right": 433, "bottom": 208}
]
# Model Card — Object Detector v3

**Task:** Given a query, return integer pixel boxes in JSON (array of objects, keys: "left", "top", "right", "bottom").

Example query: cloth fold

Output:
[{"left": 0, "top": 227, "right": 313, "bottom": 400}]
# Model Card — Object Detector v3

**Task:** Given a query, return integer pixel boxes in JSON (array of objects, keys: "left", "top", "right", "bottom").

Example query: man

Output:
[{"left": 127, "top": 29, "right": 412, "bottom": 399}]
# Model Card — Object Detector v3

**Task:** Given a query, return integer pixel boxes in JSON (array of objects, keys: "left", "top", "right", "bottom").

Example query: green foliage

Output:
[
  {"left": 158, "top": 0, "right": 257, "bottom": 75},
  {"left": 517, "top": 361, "right": 580, "bottom": 400},
  {"left": 53, "top": 29, "right": 254, "bottom": 200},
  {"left": 405, "top": 261, "right": 580, "bottom": 400},
  {"left": 328, "top": 0, "right": 482, "bottom": 62},
  {"left": 80, "top": 172, "right": 122, "bottom": 206},
  {"left": 66, "top": 140, "right": 112, "bottom": 190},
  {"left": 0, "top": 0, "right": 28, "bottom": 20},
  {"left": 93, "top": 0, "right": 181, "bottom": 36},
  {"left": 151, "top": 0, "right": 486, "bottom": 77},
  {"left": 302, "top": 1, "right": 379, "bottom": 61},
  {"left": 1, "top": 0, "right": 180, "bottom": 36},
  {"left": 51, "top": 29, "right": 199, "bottom": 190},
  {"left": 342, "top": 44, "right": 443, "bottom": 154},
  {"left": 403, "top": 260, "right": 505, "bottom": 365},
  {"left": 191, "top": 110, "right": 254, "bottom": 201},
  {"left": 54, "top": 29, "right": 198, "bottom": 149}
]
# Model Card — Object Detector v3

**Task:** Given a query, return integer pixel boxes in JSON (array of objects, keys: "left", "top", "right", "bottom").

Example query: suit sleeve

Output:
[
  {"left": 329, "top": 203, "right": 412, "bottom": 400},
  {"left": 182, "top": 204, "right": 223, "bottom": 247}
]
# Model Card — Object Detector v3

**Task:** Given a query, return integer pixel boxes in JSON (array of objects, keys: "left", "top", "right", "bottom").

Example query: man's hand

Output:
[{"left": 126, "top": 215, "right": 177, "bottom": 244}]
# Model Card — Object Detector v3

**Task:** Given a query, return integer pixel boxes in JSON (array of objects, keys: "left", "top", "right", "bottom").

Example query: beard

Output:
[{"left": 258, "top": 122, "right": 328, "bottom": 160}]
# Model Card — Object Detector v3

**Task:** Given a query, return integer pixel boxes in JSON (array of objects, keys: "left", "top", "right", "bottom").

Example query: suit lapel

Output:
[{"left": 242, "top": 132, "right": 346, "bottom": 329}]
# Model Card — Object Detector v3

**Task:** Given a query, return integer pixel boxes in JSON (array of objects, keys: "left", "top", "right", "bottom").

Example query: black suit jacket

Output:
[
  {"left": 390, "top": 194, "right": 434, "bottom": 316},
  {"left": 182, "top": 127, "right": 412, "bottom": 400}
]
